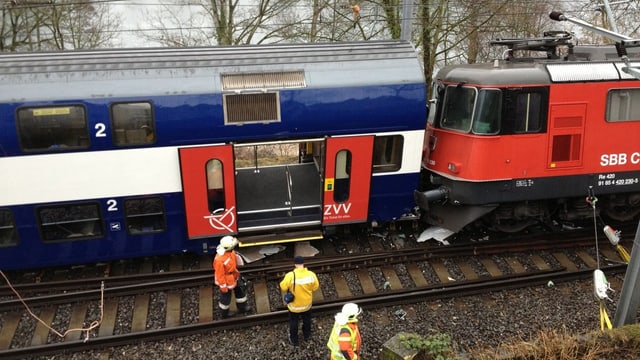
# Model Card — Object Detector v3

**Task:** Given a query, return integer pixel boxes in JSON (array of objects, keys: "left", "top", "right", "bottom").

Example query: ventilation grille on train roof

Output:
[{"left": 221, "top": 71, "right": 306, "bottom": 91}]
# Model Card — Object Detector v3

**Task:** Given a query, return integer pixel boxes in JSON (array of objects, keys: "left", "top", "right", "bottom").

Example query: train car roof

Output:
[
  {"left": 0, "top": 40, "right": 419, "bottom": 73},
  {"left": 0, "top": 40, "right": 425, "bottom": 102},
  {"left": 437, "top": 58, "right": 640, "bottom": 86},
  {"left": 436, "top": 62, "right": 552, "bottom": 86}
]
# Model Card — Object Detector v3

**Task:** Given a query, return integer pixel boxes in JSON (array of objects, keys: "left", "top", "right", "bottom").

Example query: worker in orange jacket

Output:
[
  {"left": 213, "top": 236, "right": 250, "bottom": 318},
  {"left": 327, "top": 303, "right": 362, "bottom": 360}
]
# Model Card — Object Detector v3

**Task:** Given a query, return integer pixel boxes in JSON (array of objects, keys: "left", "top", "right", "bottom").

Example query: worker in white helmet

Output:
[
  {"left": 327, "top": 303, "right": 362, "bottom": 360},
  {"left": 212, "top": 235, "right": 250, "bottom": 318}
]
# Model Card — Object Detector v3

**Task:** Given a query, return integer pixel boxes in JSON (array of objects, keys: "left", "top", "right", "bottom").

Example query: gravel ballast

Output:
[{"left": 39, "top": 274, "right": 627, "bottom": 360}]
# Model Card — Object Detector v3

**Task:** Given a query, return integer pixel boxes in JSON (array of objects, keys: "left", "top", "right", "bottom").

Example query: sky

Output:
[{"left": 111, "top": 0, "right": 165, "bottom": 48}]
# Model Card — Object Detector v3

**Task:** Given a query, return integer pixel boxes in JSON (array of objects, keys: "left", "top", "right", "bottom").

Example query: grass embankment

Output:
[{"left": 467, "top": 324, "right": 640, "bottom": 360}]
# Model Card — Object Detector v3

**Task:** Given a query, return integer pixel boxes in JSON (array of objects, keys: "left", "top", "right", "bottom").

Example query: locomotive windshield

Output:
[{"left": 439, "top": 85, "right": 501, "bottom": 135}]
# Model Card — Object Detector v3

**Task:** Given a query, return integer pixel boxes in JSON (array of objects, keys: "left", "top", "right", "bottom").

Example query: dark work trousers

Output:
[
  {"left": 218, "top": 285, "right": 248, "bottom": 309},
  {"left": 288, "top": 310, "right": 312, "bottom": 344}
]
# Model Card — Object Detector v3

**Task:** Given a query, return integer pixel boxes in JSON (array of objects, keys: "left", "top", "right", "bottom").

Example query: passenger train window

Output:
[
  {"left": 334, "top": 150, "right": 351, "bottom": 203},
  {"left": 17, "top": 105, "right": 90, "bottom": 152},
  {"left": 206, "top": 159, "right": 226, "bottom": 213},
  {"left": 606, "top": 88, "right": 640, "bottom": 122},
  {"left": 111, "top": 102, "right": 156, "bottom": 146},
  {"left": 0, "top": 209, "right": 19, "bottom": 247},
  {"left": 373, "top": 135, "right": 403, "bottom": 173},
  {"left": 37, "top": 203, "right": 104, "bottom": 242},
  {"left": 124, "top": 197, "right": 166, "bottom": 235}
]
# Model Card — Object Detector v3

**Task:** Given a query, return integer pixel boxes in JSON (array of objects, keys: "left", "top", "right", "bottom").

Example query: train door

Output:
[
  {"left": 323, "top": 135, "right": 374, "bottom": 225},
  {"left": 179, "top": 145, "right": 238, "bottom": 239},
  {"left": 234, "top": 140, "right": 324, "bottom": 233},
  {"left": 547, "top": 103, "right": 586, "bottom": 169}
]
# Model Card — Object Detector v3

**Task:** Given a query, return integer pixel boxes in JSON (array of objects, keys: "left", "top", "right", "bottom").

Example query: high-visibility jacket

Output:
[
  {"left": 213, "top": 250, "right": 239, "bottom": 292},
  {"left": 327, "top": 321, "right": 361, "bottom": 360},
  {"left": 279, "top": 267, "right": 319, "bottom": 313}
]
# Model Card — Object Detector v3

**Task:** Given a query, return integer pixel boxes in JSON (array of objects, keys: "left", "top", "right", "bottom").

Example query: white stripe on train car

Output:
[
  {"left": 0, "top": 129, "right": 423, "bottom": 207},
  {"left": 0, "top": 147, "right": 183, "bottom": 207}
]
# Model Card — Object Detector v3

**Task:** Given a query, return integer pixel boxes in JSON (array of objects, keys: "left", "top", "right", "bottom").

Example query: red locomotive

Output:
[{"left": 416, "top": 31, "right": 640, "bottom": 234}]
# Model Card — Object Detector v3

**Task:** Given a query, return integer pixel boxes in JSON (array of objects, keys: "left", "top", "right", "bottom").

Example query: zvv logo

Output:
[{"left": 324, "top": 203, "right": 352, "bottom": 216}]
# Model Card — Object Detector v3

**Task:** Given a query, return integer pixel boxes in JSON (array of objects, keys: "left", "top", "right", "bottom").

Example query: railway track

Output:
[{"left": 0, "top": 229, "right": 632, "bottom": 359}]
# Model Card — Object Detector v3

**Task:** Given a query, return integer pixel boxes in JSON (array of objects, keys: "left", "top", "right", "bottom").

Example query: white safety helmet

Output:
[
  {"left": 219, "top": 236, "right": 238, "bottom": 250},
  {"left": 341, "top": 303, "right": 361, "bottom": 319}
]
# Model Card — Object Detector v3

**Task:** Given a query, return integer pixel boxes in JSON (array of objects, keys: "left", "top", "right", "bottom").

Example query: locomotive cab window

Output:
[
  {"left": 37, "top": 203, "right": 104, "bottom": 242},
  {"left": 17, "top": 105, "right": 89, "bottom": 152},
  {"left": 124, "top": 197, "right": 166, "bottom": 235},
  {"left": 441, "top": 85, "right": 476, "bottom": 132},
  {"left": 440, "top": 86, "right": 502, "bottom": 134},
  {"left": 606, "top": 88, "right": 640, "bottom": 122},
  {"left": 373, "top": 135, "right": 403, "bottom": 173},
  {"left": 472, "top": 89, "right": 501, "bottom": 134},
  {"left": 0, "top": 209, "right": 18, "bottom": 247},
  {"left": 111, "top": 102, "right": 155, "bottom": 146},
  {"left": 504, "top": 88, "right": 548, "bottom": 134}
]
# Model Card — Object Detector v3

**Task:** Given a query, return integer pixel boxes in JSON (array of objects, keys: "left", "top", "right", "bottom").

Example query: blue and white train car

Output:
[{"left": 0, "top": 41, "right": 426, "bottom": 270}]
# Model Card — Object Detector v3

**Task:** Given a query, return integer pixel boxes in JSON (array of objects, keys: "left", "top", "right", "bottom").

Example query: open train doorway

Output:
[
  {"left": 233, "top": 139, "right": 324, "bottom": 236},
  {"left": 179, "top": 135, "right": 374, "bottom": 246}
]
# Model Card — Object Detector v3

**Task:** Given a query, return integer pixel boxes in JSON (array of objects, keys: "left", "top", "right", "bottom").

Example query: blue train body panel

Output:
[
  {"left": 0, "top": 84, "right": 425, "bottom": 155},
  {"left": 0, "top": 40, "right": 427, "bottom": 270}
]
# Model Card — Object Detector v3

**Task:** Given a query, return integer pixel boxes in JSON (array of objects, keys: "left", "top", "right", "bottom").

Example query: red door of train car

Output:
[
  {"left": 179, "top": 145, "right": 238, "bottom": 239},
  {"left": 322, "top": 135, "right": 374, "bottom": 225}
]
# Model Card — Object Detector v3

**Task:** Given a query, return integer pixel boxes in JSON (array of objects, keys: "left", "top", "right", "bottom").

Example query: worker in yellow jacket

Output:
[{"left": 279, "top": 255, "right": 319, "bottom": 346}]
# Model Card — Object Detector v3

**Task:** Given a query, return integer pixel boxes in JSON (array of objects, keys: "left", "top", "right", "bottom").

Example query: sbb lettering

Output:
[{"left": 601, "top": 153, "right": 628, "bottom": 166}]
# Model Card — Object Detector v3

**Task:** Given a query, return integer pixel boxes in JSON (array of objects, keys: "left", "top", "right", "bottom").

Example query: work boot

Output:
[
  {"left": 237, "top": 302, "right": 252, "bottom": 314},
  {"left": 221, "top": 309, "right": 236, "bottom": 318}
]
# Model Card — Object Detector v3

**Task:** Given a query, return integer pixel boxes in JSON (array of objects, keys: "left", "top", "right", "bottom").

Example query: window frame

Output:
[
  {"left": 110, "top": 101, "right": 156, "bottom": 146},
  {"left": 16, "top": 104, "right": 90, "bottom": 152},
  {"left": 0, "top": 209, "right": 19, "bottom": 248},
  {"left": 124, "top": 197, "right": 167, "bottom": 235},
  {"left": 372, "top": 135, "right": 404, "bottom": 173},
  {"left": 606, "top": 88, "right": 640, "bottom": 122},
  {"left": 37, "top": 202, "right": 104, "bottom": 242}
]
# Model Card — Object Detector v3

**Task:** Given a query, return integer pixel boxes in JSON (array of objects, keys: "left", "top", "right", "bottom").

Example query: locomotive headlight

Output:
[{"left": 447, "top": 162, "right": 460, "bottom": 173}]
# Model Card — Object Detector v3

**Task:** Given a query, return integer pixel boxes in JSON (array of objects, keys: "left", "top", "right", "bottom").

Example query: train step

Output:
[{"left": 237, "top": 229, "right": 323, "bottom": 247}]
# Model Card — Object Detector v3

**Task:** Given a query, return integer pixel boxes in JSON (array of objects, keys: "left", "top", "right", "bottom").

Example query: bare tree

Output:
[
  {"left": 0, "top": 0, "right": 120, "bottom": 51},
  {"left": 141, "top": 0, "right": 301, "bottom": 47},
  {"left": 1, "top": 1, "right": 50, "bottom": 51},
  {"left": 53, "top": 0, "right": 120, "bottom": 49}
]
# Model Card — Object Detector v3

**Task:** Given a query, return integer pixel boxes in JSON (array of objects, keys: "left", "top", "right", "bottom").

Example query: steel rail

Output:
[
  {"left": 0, "top": 230, "right": 623, "bottom": 299},
  {"left": 0, "top": 233, "right": 626, "bottom": 311},
  {"left": 0, "top": 263, "right": 627, "bottom": 360}
]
